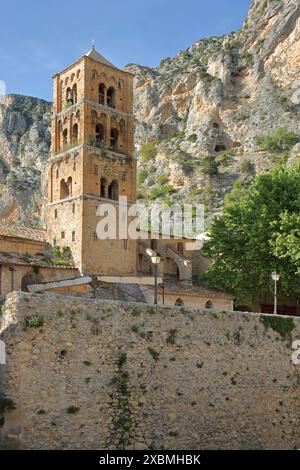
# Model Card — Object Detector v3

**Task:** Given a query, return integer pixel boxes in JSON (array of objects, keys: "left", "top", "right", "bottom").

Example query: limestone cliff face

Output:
[
  {"left": 126, "top": 0, "right": 300, "bottom": 218},
  {"left": 0, "top": 0, "right": 299, "bottom": 225},
  {"left": 0, "top": 95, "right": 51, "bottom": 225}
]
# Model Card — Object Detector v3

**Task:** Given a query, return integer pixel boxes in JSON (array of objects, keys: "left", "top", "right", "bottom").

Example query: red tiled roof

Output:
[{"left": 0, "top": 223, "right": 49, "bottom": 243}]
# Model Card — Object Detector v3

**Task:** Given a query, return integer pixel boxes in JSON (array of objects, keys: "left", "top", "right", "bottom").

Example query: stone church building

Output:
[{"left": 0, "top": 47, "right": 234, "bottom": 311}]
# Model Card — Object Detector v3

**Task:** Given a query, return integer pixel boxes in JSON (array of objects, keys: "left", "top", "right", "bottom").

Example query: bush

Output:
[
  {"left": 137, "top": 169, "right": 148, "bottom": 185},
  {"left": 188, "top": 134, "right": 198, "bottom": 143},
  {"left": 200, "top": 155, "right": 219, "bottom": 176},
  {"left": 140, "top": 142, "right": 157, "bottom": 162},
  {"left": 257, "top": 128, "right": 298, "bottom": 152},
  {"left": 25, "top": 315, "right": 44, "bottom": 328},
  {"left": 157, "top": 175, "right": 169, "bottom": 185},
  {"left": 240, "top": 159, "right": 254, "bottom": 174}
]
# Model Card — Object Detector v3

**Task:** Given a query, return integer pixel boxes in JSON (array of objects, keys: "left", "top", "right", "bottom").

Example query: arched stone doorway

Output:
[{"left": 21, "top": 271, "right": 43, "bottom": 292}]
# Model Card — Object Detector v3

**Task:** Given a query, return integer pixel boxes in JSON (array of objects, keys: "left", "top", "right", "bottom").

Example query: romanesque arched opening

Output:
[
  {"left": 60, "top": 179, "right": 71, "bottom": 199},
  {"left": 72, "top": 123, "right": 78, "bottom": 142},
  {"left": 110, "top": 128, "right": 118, "bottom": 151},
  {"left": 178, "top": 242, "right": 184, "bottom": 255},
  {"left": 95, "top": 123, "right": 104, "bottom": 143},
  {"left": 108, "top": 180, "right": 118, "bottom": 201},
  {"left": 62, "top": 129, "right": 68, "bottom": 147},
  {"left": 21, "top": 271, "right": 43, "bottom": 292},
  {"left": 99, "top": 83, "right": 105, "bottom": 105},
  {"left": 175, "top": 298, "right": 184, "bottom": 307},
  {"left": 66, "top": 87, "right": 73, "bottom": 105},
  {"left": 107, "top": 87, "right": 115, "bottom": 108},
  {"left": 72, "top": 83, "right": 77, "bottom": 104},
  {"left": 100, "top": 177, "right": 107, "bottom": 198},
  {"left": 67, "top": 177, "right": 72, "bottom": 197}
]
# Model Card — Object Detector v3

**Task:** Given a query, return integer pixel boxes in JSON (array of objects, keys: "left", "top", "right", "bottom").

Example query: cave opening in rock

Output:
[{"left": 215, "top": 144, "right": 226, "bottom": 152}]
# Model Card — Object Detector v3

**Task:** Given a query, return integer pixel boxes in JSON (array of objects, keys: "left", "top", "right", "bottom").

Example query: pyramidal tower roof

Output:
[{"left": 85, "top": 46, "right": 117, "bottom": 69}]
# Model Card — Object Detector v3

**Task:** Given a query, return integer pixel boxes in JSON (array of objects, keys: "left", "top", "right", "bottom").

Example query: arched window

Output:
[
  {"left": 151, "top": 240, "right": 157, "bottom": 251},
  {"left": 107, "top": 87, "right": 115, "bottom": 108},
  {"left": 205, "top": 300, "right": 213, "bottom": 310},
  {"left": 100, "top": 177, "right": 107, "bottom": 198},
  {"left": 108, "top": 180, "right": 118, "bottom": 201},
  {"left": 62, "top": 129, "right": 68, "bottom": 146},
  {"left": 178, "top": 242, "right": 184, "bottom": 255},
  {"left": 72, "top": 123, "right": 78, "bottom": 142},
  {"left": 66, "top": 87, "right": 73, "bottom": 104},
  {"left": 110, "top": 128, "right": 118, "bottom": 151},
  {"left": 67, "top": 177, "right": 72, "bottom": 197},
  {"left": 99, "top": 83, "right": 105, "bottom": 105},
  {"left": 95, "top": 123, "right": 104, "bottom": 142},
  {"left": 72, "top": 84, "right": 77, "bottom": 104},
  {"left": 175, "top": 298, "right": 184, "bottom": 307},
  {"left": 60, "top": 179, "right": 69, "bottom": 199}
]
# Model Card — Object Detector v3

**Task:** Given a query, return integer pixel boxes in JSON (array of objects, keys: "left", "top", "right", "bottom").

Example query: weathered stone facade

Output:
[{"left": 0, "top": 292, "right": 299, "bottom": 450}]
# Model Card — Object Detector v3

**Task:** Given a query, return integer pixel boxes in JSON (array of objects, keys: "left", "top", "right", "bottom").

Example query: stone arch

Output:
[
  {"left": 110, "top": 128, "right": 118, "bottom": 151},
  {"left": 21, "top": 270, "right": 43, "bottom": 292},
  {"left": 91, "top": 110, "right": 97, "bottom": 125},
  {"left": 99, "top": 83, "right": 106, "bottom": 105},
  {"left": 72, "top": 83, "right": 77, "bottom": 104},
  {"left": 60, "top": 178, "right": 72, "bottom": 199},
  {"left": 107, "top": 87, "right": 115, "bottom": 108},
  {"left": 72, "top": 123, "right": 78, "bottom": 142},
  {"left": 62, "top": 128, "right": 68, "bottom": 146},
  {"left": 108, "top": 180, "right": 118, "bottom": 201},
  {"left": 175, "top": 298, "right": 184, "bottom": 307},
  {"left": 100, "top": 177, "right": 107, "bottom": 198},
  {"left": 92, "top": 69, "right": 98, "bottom": 80},
  {"left": 95, "top": 123, "right": 105, "bottom": 142}
]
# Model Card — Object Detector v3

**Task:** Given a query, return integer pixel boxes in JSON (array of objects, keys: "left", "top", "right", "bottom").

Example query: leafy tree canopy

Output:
[{"left": 202, "top": 164, "right": 300, "bottom": 303}]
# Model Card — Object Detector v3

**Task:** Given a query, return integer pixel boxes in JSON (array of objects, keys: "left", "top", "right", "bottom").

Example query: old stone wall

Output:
[{"left": 0, "top": 292, "right": 299, "bottom": 450}]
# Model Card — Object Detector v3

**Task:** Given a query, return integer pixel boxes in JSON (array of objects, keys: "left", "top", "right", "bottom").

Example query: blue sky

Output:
[{"left": 0, "top": 0, "right": 251, "bottom": 101}]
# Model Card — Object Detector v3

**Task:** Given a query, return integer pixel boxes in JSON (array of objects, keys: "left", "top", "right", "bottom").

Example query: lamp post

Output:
[
  {"left": 150, "top": 252, "right": 161, "bottom": 305},
  {"left": 271, "top": 271, "right": 280, "bottom": 315}
]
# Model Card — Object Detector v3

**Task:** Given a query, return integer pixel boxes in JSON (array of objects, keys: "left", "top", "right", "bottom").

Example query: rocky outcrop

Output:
[
  {"left": 126, "top": 0, "right": 300, "bottom": 219},
  {"left": 0, "top": 95, "right": 51, "bottom": 225}
]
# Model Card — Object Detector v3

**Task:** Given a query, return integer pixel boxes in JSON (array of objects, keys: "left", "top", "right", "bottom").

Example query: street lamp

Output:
[
  {"left": 271, "top": 271, "right": 280, "bottom": 315},
  {"left": 150, "top": 252, "right": 161, "bottom": 305}
]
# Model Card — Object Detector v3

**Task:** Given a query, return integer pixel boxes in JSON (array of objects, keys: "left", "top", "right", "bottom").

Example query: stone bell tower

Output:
[{"left": 47, "top": 46, "right": 137, "bottom": 275}]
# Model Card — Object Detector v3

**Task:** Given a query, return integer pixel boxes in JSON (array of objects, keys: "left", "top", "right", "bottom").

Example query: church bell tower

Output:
[{"left": 47, "top": 47, "right": 137, "bottom": 275}]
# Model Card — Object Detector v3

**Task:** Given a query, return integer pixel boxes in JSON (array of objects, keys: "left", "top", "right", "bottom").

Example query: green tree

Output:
[{"left": 202, "top": 164, "right": 300, "bottom": 305}]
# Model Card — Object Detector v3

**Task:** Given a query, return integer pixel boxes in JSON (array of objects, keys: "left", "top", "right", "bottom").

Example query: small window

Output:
[
  {"left": 61, "top": 232, "right": 65, "bottom": 239},
  {"left": 54, "top": 209, "right": 58, "bottom": 219},
  {"left": 56, "top": 169, "right": 59, "bottom": 178},
  {"left": 72, "top": 203, "right": 75, "bottom": 214},
  {"left": 175, "top": 298, "right": 184, "bottom": 307},
  {"left": 72, "top": 231, "right": 76, "bottom": 242},
  {"left": 53, "top": 238, "right": 57, "bottom": 246}
]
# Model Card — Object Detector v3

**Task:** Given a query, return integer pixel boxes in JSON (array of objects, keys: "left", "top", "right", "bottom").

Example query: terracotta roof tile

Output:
[{"left": 0, "top": 223, "right": 48, "bottom": 243}]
